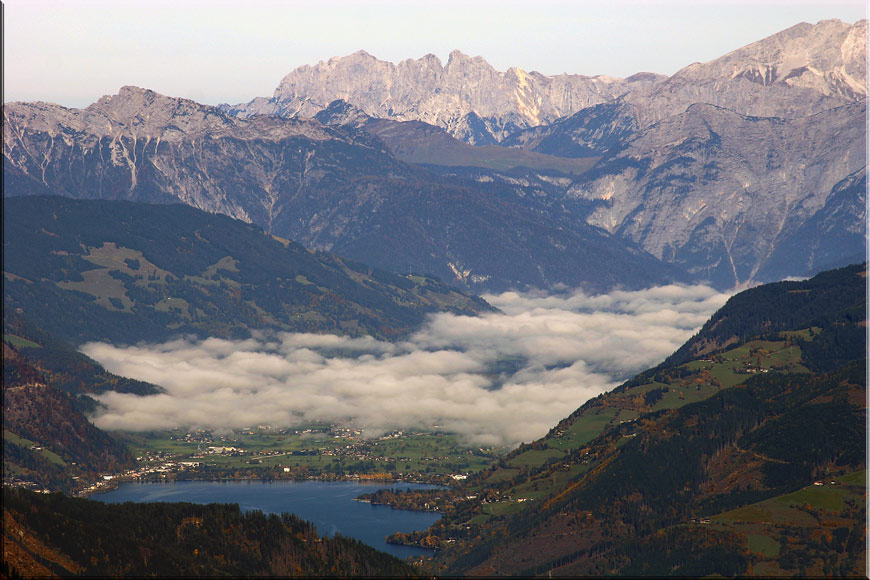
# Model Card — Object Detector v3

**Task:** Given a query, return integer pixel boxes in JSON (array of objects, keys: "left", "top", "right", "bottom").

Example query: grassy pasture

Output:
[
  {"left": 3, "top": 334, "right": 42, "bottom": 348},
  {"left": 119, "top": 428, "right": 502, "bottom": 477},
  {"left": 714, "top": 472, "right": 865, "bottom": 527},
  {"left": 483, "top": 500, "right": 526, "bottom": 517},
  {"left": 707, "top": 471, "right": 866, "bottom": 576},
  {"left": 3, "top": 429, "right": 67, "bottom": 466},
  {"left": 57, "top": 268, "right": 133, "bottom": 310},
  {"left": 508, "top": 448, "right": 564, "bottom": 469},
  {"left": 745, "top": 533, "right": 781, "bottom": 557},
  {"left": 548, "top": 407, "right": 618, "bottom": 450}
]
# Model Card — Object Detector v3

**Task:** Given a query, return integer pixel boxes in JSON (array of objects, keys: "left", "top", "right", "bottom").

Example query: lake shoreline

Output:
[
  {"left": 82, "top": 471, "right": 451, "bottom": 503},
  {"left": 93, "top": 479, "right": 445, "bottom": 559}
]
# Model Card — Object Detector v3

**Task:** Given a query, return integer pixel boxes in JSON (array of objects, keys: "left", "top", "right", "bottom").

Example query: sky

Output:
[
  {"left": 84, "top": 284, "right": 732, "bottom": 447},
  {"left": 3, "top": 0, "right": 866, "bottom": 108}
]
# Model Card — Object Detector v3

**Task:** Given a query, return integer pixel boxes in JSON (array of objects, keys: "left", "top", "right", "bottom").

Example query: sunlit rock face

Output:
[
  {"left": 222, "top": 49, "right": 662, "bottom": 144},
  {"left": 502, "top": 19, "right": 868, "bottom": 288},
  {"left": 508, "top": 19, "right": 867, "bottom": 158},
  {"left": 567, "top": 100, "right": 866, "bottom": 288},
  {"left": 621, "top": 19, "right": 867, "bottom": 127},
  {"left": 2, "top": 85, "right": 380, "bottom": 228},
  {"left": 225, "top": 20, "right": 865, "bottom": 146}
]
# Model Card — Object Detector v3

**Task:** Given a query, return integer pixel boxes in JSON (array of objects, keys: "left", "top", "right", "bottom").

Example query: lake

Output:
[{"left": 94, "top": 480, "right": 442, "bottom": 559}]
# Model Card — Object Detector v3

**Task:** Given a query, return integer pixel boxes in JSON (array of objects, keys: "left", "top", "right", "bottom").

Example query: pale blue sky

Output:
[{"left": 3, "top": 0, "right": 866, "bottom": 108}]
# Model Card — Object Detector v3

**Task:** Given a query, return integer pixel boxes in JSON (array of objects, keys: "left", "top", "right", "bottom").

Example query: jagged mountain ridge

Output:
[
  {"left": 3, "top": 86, "right": 386, "bottom": 229},
  {"left": 3, "top": 87, "right": 686, "bottom": 293},
  {"left": 221, "top": 49, "right": 663, "bottom": 144},
  {"left": 223, "top": 19, "right": 864, "bottom": 148},
  {"left": 211, "top": 18, "right": 868, "bottom": 290},
  {"left": 506, "top": 19, "right": 867, "bottom": 159},
  {"left": 623, "top": 18, "right": 867, "bottom": 128}
]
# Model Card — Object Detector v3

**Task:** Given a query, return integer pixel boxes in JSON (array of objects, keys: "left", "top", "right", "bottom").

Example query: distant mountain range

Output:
[
  {"left": 220, "top": 49, "right": 663, "bottom": 145},
  {"left": 2, "top": 89, "right": 682, "bottom": 293},
  {"left": 3, "top": 18, "right": 866, "bottom": 292},
  {"left": 224, "top": 19, "right": 865, "bottom": 145}
]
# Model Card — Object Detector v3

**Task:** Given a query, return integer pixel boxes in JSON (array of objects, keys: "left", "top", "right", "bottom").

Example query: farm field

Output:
[
  {"left": 114, "top": 426, "right": 505, "bottom": 482},
  {"left": 710, "top": 470, "right": 866, "bottom": 576}
]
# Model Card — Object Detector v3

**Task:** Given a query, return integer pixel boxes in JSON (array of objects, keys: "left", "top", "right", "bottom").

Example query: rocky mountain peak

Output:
[
  {"left": 445, "top": 49, "right": 486, "bottom": 68},
  {"left": 416, "top": 53, "right": 443, "bottom": 66},
  {"left": 713, "top": 18, "right": 865, "bottom": 96},
  {"left": 3, "top": 87, "right": 363, "bottom": 185},
  {"left": 624, "top": 72, "right": 664, "bottom": 83},
  {"left": 73, "top": 86, "right": 242, "bottom": 141},
  {"left": 313, "top": 99, "right": 371, "bottom": 127},
  {"left": 624, "top": 18, "right": 867, "bottom": 126},
  {"left": 90, "top": 86, "right": 224, "bottom": 121},
  {"left": 351, "top": 49, "right": 376, "bottom": 59},
  {"left": 223, "top": 50, "right": 643, "bottom": 143}
]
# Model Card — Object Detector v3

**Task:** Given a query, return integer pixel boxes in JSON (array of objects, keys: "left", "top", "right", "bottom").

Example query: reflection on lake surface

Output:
[{"left": 95, "top": 480, "right": 442, "bottom": 559}]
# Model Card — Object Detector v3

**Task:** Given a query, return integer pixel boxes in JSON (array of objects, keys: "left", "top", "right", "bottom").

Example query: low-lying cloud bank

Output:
[{"left": 83, "top": 285, "right": 731, "bottom": 447}]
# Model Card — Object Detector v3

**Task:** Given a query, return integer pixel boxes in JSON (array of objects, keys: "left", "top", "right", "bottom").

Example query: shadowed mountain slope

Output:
[
  {"left": 2, "top": 195, "right": 492, "bottom": 345},
  {"left": 3, "top": 88, "right": 685, "bottom": 293}
]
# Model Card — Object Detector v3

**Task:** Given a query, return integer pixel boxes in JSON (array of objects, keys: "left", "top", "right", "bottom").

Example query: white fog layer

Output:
[{"left": 83, "top": 285, "right": 731, "bottom": 447}]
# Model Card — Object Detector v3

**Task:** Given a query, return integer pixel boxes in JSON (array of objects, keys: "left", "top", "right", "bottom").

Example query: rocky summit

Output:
[
  {"left": 221, "top": 49, "right": 662, "bottom": 144},
  {"left": 224, "top": 20, "right": 864, "bottom": 148},
  {"left": 622, "top": 18, "right": 867, "bottom": 128},
  {"left": 506, "top": 18, "right": 867, "bottom": 158}
]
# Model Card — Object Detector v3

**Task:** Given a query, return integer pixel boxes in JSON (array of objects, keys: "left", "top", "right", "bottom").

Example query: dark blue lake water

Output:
[{"left": 94, "top": 480, "right": 442, "bottom": 559}]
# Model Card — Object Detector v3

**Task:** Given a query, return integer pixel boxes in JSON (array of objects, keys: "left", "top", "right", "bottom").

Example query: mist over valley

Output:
[{"left": 84, "top": 284, "right": 730, "bottom": 446}]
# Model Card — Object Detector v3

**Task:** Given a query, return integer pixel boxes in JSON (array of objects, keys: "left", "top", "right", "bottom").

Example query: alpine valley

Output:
[{"left": 2, "top": 16, "right": 867, "bottom": 579}]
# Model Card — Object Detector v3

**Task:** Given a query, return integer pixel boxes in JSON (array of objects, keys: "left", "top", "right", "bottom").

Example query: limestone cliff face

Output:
[
  {"left": 222, "top": 50, "right": 662, "bottom": 144},
  {"left": 494, "top": 19, "right": 867, "bottom": 289},
  {"left": 509, "top": 19, "right": 867, "bottom": 157},
  {"left": 622, "top": 19, "right": 867, "bottom": 127},
  {"left": 225, "top": 20, "right": 864, "bottom": 149},
  {"left": 567, "top": 100, "right": 867, "bottom": 288},
  {"left": 3, "top": 86, "right": 382, "bottom": 230}
]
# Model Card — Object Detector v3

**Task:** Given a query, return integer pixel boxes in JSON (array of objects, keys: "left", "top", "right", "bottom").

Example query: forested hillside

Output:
[
  {"left": 2, "top": 488, "right": 418, "bottom": 578},
  {"left": 2, "top": 332, "right": 138, "bottom": 493},
  {"left": 3, "top": 196, "right": 491, "bottom": 345},
  {"left": 375, "top": 264, "right": 867, "bottom": 577},
  {"left": 662, "top": 264, "right": 866, "bottom": 367}
]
